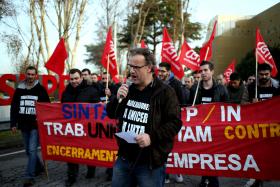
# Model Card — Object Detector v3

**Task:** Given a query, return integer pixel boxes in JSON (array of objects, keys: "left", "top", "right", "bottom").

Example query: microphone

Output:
[{"left": 118, "top": 79, "right": 132, "bottom": 103}]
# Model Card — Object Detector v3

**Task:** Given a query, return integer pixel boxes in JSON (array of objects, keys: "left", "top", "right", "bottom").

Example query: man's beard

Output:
[
  {"left": 27, "top": 78, "right": 34, "bottom": 84},
  {"left": 259, "top": 78, "right": 269, "bottom": 84}
]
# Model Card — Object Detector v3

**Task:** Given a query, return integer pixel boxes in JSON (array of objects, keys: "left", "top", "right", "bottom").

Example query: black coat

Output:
[
  {"left": 106, "top": 77, "right": 182, "bottom": 169},
  {"left": 62, "top": 80, "right": 100, "bottom": 103},
  {"left": 10, "top": 80, "right": 50, "bottom": 131},
  {"left": 96, "top": 81, "right": 117, "bottom": 102},
  {"left": 168, "top": 76, "right": 187, "bottom": 105},
  {"left": 189, "top": 80, "right": 229, "bottom": 105}
]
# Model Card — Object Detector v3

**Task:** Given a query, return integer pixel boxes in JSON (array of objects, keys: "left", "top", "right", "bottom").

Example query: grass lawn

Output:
[{"left": 0, "top": 130, "right": 23, "bottom": 149}]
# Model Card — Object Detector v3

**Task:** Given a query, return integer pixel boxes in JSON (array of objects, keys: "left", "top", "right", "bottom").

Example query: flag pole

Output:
[
  {"left": 44, "top": 160, "right": 49, "bottom": 181},
  {"left": 114, "top": 22, "right": 120, "bottom": 78},
  {"left": 192, "top": 46, "right": 209, "bottom": 106},
  {"left": 255, "top": 50, "right": 258, "bottom": 99},
  {"left": 106, "top": 55, "right": 109, "bottom": 103}
]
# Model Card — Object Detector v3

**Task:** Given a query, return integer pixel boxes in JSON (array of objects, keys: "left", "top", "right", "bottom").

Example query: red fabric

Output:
[
  {"left": 45, "top": 38, "right": 68, "bottom": 75},
  {"left": 179, "top": 41, "right": 201, "bottom": 71},
  {"left": 223, "top": 59, "right": 236, "bottom": 83},
  {"left": 112, "top": 76, "right": 119, "bottom": 84},
  {"left": 256, "top": 28, "right": 278, "bottom": 77},
  {"left": 154, "top": 66, "right": 159, "bottom": 76},
  {"left": 199, "top": 20, "right": 217, "bottom": 62},
  {"left": 161, "top": 27, "right": 184, "bottom": 79},
  {"left": 37, "top": 97, "right": 280, "bottom": 180},
  {"left": 140, "top": 39, "right": 148, "bottom": 48},
  {"left": 101, "top": 27, "right": 119, "bottom": 82}
]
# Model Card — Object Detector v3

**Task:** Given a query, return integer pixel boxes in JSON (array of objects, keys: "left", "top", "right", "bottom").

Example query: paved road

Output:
[{"left": 0, "top": 150, "right": 279, "bottom": 187}]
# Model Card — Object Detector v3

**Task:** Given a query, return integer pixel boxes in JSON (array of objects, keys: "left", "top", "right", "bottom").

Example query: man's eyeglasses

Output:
[{"left": 127, "top": 64, "right": 148, "bottom": 70}]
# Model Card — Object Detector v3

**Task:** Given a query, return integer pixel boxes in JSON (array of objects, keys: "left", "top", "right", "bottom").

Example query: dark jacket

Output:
[
  {"left": 189, "top": 80, "right": 229, "bottom": 104},
  {"left": 106, "top": 77, "right": 182, "bottom": 169},
  {"left": 62, "top": 80, "right": 100, "bottom": 103},
  {"left": 167, "top": 73, "right": 186, "bottom": 105},
  {"left": 227, "top": 82, "right": 249, "bottom": 104},
  {"left": 10, "top": 80, "right": 50, "bottom": 131},
  {"left": 96, "top": 81, "right": 117, "bottom": 102},
  {"left": 247, "top": 79, "right": 279, "bottom": 102}
]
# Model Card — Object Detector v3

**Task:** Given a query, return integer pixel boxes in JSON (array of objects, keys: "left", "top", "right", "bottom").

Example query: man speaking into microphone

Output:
[{"left": 106, "top": 48, "right": 182, "bottom": 187}]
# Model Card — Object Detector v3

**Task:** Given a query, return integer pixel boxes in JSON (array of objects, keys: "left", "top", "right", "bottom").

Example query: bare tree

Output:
[{"left": 1, "top": 0, "right": 89, "bottom": 73}]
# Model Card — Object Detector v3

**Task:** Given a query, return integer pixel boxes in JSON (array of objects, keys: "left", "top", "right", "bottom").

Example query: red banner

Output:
[{"left": 37, "top": 97, "right": 280, "bottom": 180}]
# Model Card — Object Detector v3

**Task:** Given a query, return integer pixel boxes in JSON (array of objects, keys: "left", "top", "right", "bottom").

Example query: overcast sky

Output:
[{"left": 0, "top": 0, "right": 279, "bottom": 74}]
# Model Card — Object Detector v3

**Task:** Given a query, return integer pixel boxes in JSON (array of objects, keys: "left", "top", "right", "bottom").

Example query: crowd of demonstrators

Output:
[
  {"left": 61, "top": 68, "right": 100, "bottom": 187},
  {"left": 8, "top": 56, "right": 279, "bottom": 187},
  {"left": 10, "top": 66, "right": 50, "bottom": 187},
  {"left": 106, "top": 48, "right": 182, "bottom": 187}
]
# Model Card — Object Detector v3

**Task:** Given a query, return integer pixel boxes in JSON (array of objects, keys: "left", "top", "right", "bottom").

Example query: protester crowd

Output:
[{"left": 10, "top": 48, "right": 279, "bottom": 187}]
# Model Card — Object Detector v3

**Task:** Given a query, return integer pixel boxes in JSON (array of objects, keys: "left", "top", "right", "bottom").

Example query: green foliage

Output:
[
  {"left": 84, "top": 42, "right": 105, "bottom": 72},
  {"left": 118, "top": 0, "right": 202, "bottom": 52},
  {"left": 0, "top": 130, "right": 23, "bottom": 149},
  {"left": 236, "top": 45, "right": 280, "bottom": 81}
]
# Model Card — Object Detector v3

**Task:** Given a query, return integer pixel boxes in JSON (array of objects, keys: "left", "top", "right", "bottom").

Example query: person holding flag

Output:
[
  {"left": 247, "top": 28, "right": 279, "bottom": 103},
  {"left": 188, "top": 61, "right": 229, "bottom": 187},
  {"left": 248, "top": 63, "right": 279, "bottom": 102},
  {"left": 97, "top": 72, "right": 117, "bottom": 103},
  {"left": 245, "top": 63, "right": 279, "bottom": 187}
]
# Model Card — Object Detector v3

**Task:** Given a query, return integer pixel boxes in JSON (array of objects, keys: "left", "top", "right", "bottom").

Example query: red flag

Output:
[
  {"left": 256, "top": 28, "right": 278, "bottom": 77},
  {"left": 223, "top": 59, "right": 236, "bottom": 83},
  {"left": 140, "top": 39, "right": 148, "bottom": 48},
  {"left": 154, "top": 66, "right": 159, "bottom": 76},
  {"left": 179, "top": 40, "right": 201, "bottom": 71},
  {"left": 161, "top": 27, "right": 184, "bottom": 79},
  {"left": 101, "top": 27, "right": 119, "bottom": 82},
  {"left": 45, "top": 38, "right": 68, "bottom": 75},
  {"left": 200, "top": 20, "right": 217, "bottom": 62}
]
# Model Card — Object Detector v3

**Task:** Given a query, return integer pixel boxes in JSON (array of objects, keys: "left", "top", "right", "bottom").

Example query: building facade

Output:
[{"left": 206, "top": 3, "right": 280, "bottom": 75}]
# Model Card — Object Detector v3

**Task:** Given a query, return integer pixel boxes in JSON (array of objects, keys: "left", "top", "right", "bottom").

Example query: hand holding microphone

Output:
[
  {"left": 117, "top": 80, "right": 132, "bottom": 103},
  {"left": 117, "top": 84, "right": 129, "bottom": 103}
]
